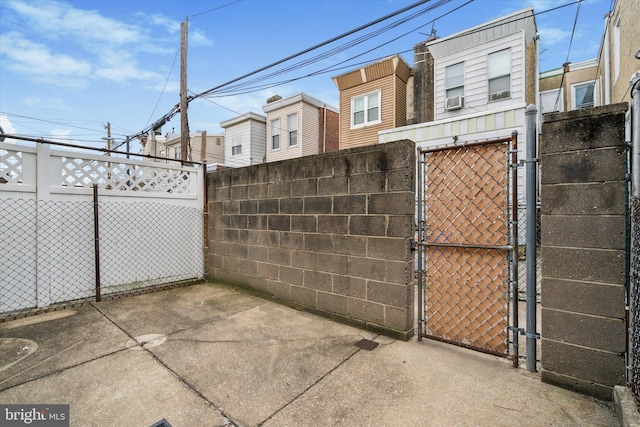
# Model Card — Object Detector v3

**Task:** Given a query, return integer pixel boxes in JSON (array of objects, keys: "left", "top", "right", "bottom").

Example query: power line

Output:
[
  {"left": 553, "top": 0, "right": 582, "bottom": 111},
  {"left": 191, "top": 0, "right": 242, "bottom": 18}
]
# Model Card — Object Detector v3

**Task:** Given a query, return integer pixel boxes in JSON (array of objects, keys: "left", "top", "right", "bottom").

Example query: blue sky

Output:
[{"left": 0, "top": 0, "right": 610, "bottom": 154}]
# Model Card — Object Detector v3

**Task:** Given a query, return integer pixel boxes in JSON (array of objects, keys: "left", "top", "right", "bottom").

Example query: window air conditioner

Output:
[
  {"left": 489, "top": 90, "right": 510, "bottom": 102},
  {"left": 445, "top": 95, "right": 463, "bottom": 110}
]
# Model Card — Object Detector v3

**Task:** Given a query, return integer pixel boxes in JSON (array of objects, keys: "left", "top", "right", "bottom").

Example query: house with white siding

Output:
[
  {"left": 220, "top": 112, "right": 267, "bottom": 168},
  {"left": 379, "top": 7, "right": 538, "bottom": 204},
  {"left": 262, "top": 93, "right": 339, "bottom": 163}
]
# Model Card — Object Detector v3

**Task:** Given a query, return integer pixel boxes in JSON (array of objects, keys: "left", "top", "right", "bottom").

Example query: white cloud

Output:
[
  {"left": 190, "top": 29, "right": 213, "bottom": 47},
  {"left": 0, "top": 32, "right": 92, "bottom": 88},
  {"left": 7, "top": 0, "right": 142, "bottom": 45},
  {"left": 0, "top": 115, "right": 17, "bottom": 134},
  {"left": 538, "top": 27, "right": 571, "bottom": 46}
]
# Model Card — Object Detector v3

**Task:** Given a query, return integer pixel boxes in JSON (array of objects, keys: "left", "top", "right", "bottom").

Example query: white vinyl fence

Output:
[{"left": 1, "top": 141, "right": 204, "bottom": 316}]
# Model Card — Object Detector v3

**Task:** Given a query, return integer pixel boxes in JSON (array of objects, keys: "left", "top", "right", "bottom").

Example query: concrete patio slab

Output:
[{"left": 0, "top": 282, "right": 619, "bottom": 426}]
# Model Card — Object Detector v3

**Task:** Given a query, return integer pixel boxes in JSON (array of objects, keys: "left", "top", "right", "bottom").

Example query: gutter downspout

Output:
[
  {"left": 604, "top": 12, "right": 611, "bottom": 104},
  {"left": 322, "top": 104, "right": 327, "bottom": 153}
]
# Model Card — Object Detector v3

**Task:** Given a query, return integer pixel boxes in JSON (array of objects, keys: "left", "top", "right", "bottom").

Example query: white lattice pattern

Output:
[
  {"left": 0, "top": 148, "right": 23, "bottom": 184},
  {"left": 61, "top": 156, "right": 191, "bottom": 193}
]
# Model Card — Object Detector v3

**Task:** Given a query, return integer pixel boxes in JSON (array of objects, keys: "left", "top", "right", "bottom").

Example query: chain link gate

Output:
[{"left": 416, "top": 134, "right": 519, "bottom": 359}]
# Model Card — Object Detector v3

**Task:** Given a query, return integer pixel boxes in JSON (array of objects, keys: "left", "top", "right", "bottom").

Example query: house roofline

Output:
[
  {"left": 220, "top": 112, "right": 267, "bottom": 128},
  {"left": 261, "top": 92, "right": 338, "bottom": 113}
]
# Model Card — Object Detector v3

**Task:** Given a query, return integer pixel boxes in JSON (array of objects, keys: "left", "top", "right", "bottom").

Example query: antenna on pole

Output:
[{"left": 180, "top": 17, "right": 190, "bottom": 162}]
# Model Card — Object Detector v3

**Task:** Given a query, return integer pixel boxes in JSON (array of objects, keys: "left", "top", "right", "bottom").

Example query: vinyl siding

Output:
[
  {"left": 434, "top": 32, "right": 524, "bottom": 121},
  {"left": 339, "top": 75, "right": 396, "bottom": 150},
  {"left": 224, "top": 119, "right": 266, "bottom": 167},
  {"left": 250, "top": 119, "right": 266, "bottom": 164},
  {"left": 265, "top": 101, "right": 321, "bottom": 163}
]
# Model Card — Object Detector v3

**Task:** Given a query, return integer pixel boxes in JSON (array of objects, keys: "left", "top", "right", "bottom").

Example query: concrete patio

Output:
[{"left": 0, "top": 282, "right": 618, "bottom": 426}]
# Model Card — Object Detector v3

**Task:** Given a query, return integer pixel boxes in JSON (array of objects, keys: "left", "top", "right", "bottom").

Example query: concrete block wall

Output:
[
  {"left": 207, "top": 140, "right": 416, "bottom": 340},
  {"left": 540, "top": 103, "right": 628, "bottom": 400}
]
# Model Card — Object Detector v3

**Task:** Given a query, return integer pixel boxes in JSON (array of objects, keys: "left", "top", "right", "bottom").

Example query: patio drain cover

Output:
[
  {"left": 149, "top": 419, "right": 172, "bottom": 427},
  {"left": 355, "top": 339, "right": 379, "bottom": 351}
]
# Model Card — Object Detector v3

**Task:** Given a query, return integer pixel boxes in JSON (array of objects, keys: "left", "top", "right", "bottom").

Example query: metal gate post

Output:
[
  {"left": 510, "top": 130, "right": 520, "bottom": 368},
  {"left": 525, "top": 104, "right": 539, "bottom": 372},
  {"left": 416, "top": 147, "right": 424, "bottom": 341}
]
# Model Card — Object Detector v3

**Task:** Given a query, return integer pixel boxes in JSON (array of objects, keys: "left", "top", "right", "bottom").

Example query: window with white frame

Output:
[
  {"left": 445, "top": 62, "right": 464, "bottom": 99},
  {"left": 540, "top": 89, "right": 564, "bottom": 116},
  {"left": 231, "top": 136, "right": 242, "bottom": 155},
  {"left": 572, "top": 80, "right": 598, "bottom": 110},
  {"left": 174, "top": 145, "right": 181, "bottom": 159},
  {"left": 488, "top": 49, "right": 511, "bottom": 101},
  {"left": 271, "top": 119, "right": 280, "bottom": 150},
  {"left": 351, "top": 90, "right": 380, "bottom": 128},
  {"left": 287, "top": 114, "right": 298, "bottom": 147}
]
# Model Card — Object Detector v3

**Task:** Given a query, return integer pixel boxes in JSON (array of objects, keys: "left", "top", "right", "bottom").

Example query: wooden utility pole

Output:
[{"left": 180, "top": 17, "right": 190, "bottom": 162}]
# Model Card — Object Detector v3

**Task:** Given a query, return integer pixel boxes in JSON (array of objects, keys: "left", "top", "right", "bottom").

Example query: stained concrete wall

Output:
[
  {"left": 540, "top": 103, "right": 628, "bottom": 400},
  {"left": 206, "top": 140, "right": 416, "bottom": 340}
]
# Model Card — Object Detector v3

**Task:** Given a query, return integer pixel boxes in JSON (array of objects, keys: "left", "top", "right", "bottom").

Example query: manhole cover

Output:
[
  {"left": 355, "top": 339, "right": 379, "bottom": 351},
  {"left": 126, "top": 334, "right": 167, "bottom": 350}
]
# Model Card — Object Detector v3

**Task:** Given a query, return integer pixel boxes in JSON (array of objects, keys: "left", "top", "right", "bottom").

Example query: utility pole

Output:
[
  {"left": 180, "top": 17, "right": 190, "bottom": 162},
  {"left": 200, "top": 130, "right": 207, "bottom": 163}
]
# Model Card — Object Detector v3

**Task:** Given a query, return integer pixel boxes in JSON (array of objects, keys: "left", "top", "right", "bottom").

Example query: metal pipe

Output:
[
  {"left": 416, "top": 147, "right": 424, "bottom": 341},
  {"left": 93, "top": 184, "right": 101, "bottom": 302},
  {"left": 525, "top": 104, "right": 539, "bottom": 372},
  {"left": 419, "top": 136, "right": 512, "bottom": 154},
  {"left": 510, "top": 130, "right": 520, "bottom": 368},
  {"left": 421, "top": 242, "right": 512, "bottom": 251},
  {"left": 632, "top": 72, "right": 640, "bottom": 198}
]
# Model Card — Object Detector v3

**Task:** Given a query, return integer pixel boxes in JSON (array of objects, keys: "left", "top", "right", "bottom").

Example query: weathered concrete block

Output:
[
  {"left": 542, "top": 308, "right": 625, "bottom": 353},
  {"left": 268, "top": 247, "right": 291, "bottom": 266},
  {"left": 351, "top": 172, "right": 385, "bottom": 194},
  {"left": 386, "top": 260, "right": 412, "bottom": 284},
  {"left": 224, "top": 200, "right": 240, "bottom": 214},
  {"left": 542, "top": 278, "right": 625, "bottom": 318},
  {"left": 291, "top": 215, "right": 317, "bottom": 232},
  {"left": 258, "top": 199, "right": 279, "bottom": 214},
  {"left": 254, "top": 230, "right": 279, "bottom": 247},
  {"left": 541, "top": 103, "right": 627, "bottom": 155},
  {"left": 542, "top": 148, "right": 626, "bottom": 185},
  {"left": 542, "top": 214, "right": 626, "bottom": 250},
  {"left": 318, "top": 215, "right": 349, "bottom": 234},
  {"left": 268, "top": 181, "right": 291, "bottom": 197},
  {"left": 387, "top": 169, "right": 414, "bottom": 192},
  {"left": 333, "top": 235, "right": 366, "bottom": 256},
  {"left": 229, "top": 215, "right": 248, "bottom": 229},
  {"left": 366, "top": 281, "right": 411, "bottom": 308},
  {"left": 368, "top": 193, "right": 413, "bottom": 215},
  {"left": 248, "top": 215, "right": 267, "bottom": 230},
  {"left": 247, "top": 245, "right": 269, "bottom": 262},
  {"left": 229, "top": 243, "right": 248, "bottom": 260},
  {"left": 304, "top": 196, "right": 333, "bottom": 214},
  {"left": 349, "top": 298, "right": 384, "bottom": 325},
  {"left": 318, "top": 176, "right": 349, "bottom": 195},
  {"left": 231, "top": 185, "right": 248, "bottom": 200},
  {"left": 291, "top": 251, "right": 317, "bottom": 270},
  {"left": 333, "top": 195, "right": 366, "bottom": 214},
  {"left": 257, "top": 262, "right": 279, "bottom": 281},
  {"left": 387, "top": 215, "right": 413, "bottom": 238},
  {"left": 291, "top": 285, "right": 317, "bottom": 307},
  {"left": 239, "top": 200, "right": 257, "bottom": 214},
  {"left": 541, "top": 370, "right": 614, "bottom": 401},
  {"left": 317, "top": 253, "right": 348, "bottom": 275},
  {"left": 368, "top": 237, "right": 409, "bottom": 261},
  {"left": 333, "top": 275, "right": 366, "bottom": 299},
  {"left": 304, "top": 233, "right": 333, "bottom": 253},
  {"left": 279, "top": 266, "right": 303, "bottom": 286},
  {"left": 542, "top": 338, "right": 625, "bottom": 387},
  {"left": 542, "top": 182, "right": 627, "bottom": 215},
  {"left": 317, "top": 292, "right": 348, "bottom": 315},
  {"left": 268, "top": 215, "right": 291, "bottom": 231},
  {"left": 266, "top": 280, "right": 291, "bottom": 300},
  {"left": 247, "top": 183, "right": 268, "bottom": 199},
  {"left": 280, "top": 232, "right": 303, "bottom": 250},
  {"left": 385, "top": 305, "right": 414, "bottom": 332},
  {"left": 348, "top": 257, "right": 385, "bottom": 281},
  {"left": 350, "top": 215, "right": 386, "bottom": 236},
  {"left": 303, "top": 270, "right": 332, "bottom": 292},
  {"left": 543, "top": 246, "right": 626, "bottom": 284},
  {"left": 280, "top": 197, "right": 303, "bottom": 214},
  {"left": 291, "top": 178, "right": 317, "bottom": 196}
]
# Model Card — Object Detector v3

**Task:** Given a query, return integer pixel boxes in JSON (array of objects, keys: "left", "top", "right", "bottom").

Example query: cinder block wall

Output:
[
  {"left": 207, "top": 140, "right": 416, "bottom": 340},
  {"left": 540, "top": 103, "right": 628, "bottom": 400}
]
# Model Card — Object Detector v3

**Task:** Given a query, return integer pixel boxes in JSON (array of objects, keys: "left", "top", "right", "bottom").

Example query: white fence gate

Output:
[{"left": 1, "top": 141, "right": 204, "bottom": 316}]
